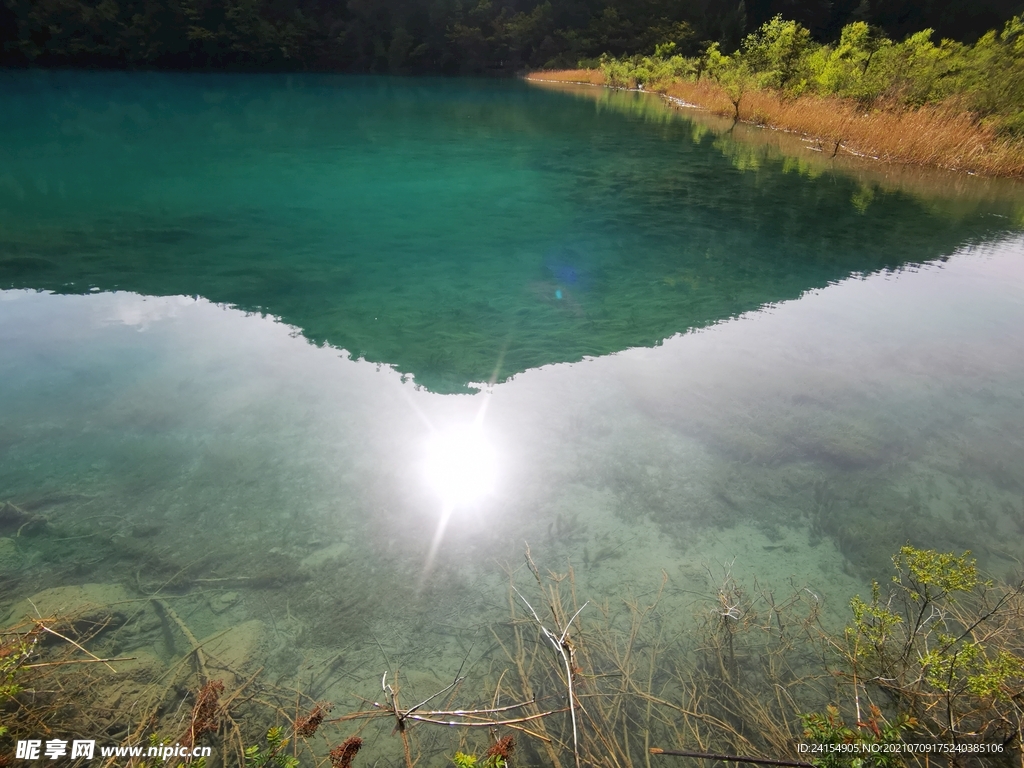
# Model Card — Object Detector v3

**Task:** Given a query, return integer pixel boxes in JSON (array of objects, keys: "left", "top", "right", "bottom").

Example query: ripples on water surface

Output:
[{"left": 2, "top": 71, "right": 1024, "bottom": 762}]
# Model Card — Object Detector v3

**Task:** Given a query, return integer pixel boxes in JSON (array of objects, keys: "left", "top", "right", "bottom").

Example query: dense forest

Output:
[{"left": 2, "top": 0, "right": 1023, "bottom": 74}]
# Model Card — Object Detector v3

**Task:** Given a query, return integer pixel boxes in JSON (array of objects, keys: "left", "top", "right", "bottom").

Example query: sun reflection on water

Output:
[{"left": 419, "top": 413, "right": 499, "bottom": 585}]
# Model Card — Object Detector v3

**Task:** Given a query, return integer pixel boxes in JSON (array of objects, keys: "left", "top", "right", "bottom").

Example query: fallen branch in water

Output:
[{"left": 650, "top": 746, "right": 814, "bottom": 767}]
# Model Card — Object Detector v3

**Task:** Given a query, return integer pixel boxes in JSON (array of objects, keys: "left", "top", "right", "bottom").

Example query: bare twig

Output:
[
  {"left": 650, "top": 747, "right": 814, "bottom": 767},
  {"left": 512, "top": 581, "right": 587, "bottom": 768},
  {"left": 32, "top": 621, "right": 118, "bottom": 673}
]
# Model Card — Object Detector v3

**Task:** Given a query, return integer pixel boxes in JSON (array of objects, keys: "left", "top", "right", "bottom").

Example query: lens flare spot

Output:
[{"left": 423, "top": 425, "right": 497, "bottom": 506}]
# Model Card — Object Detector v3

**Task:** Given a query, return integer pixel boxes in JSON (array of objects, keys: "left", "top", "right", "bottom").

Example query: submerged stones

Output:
[
  {"left": 89, "top": 650, "right": 167, "bottom": 713},
  {"left": 0, "top": 537, "right": 23, "bottom": 576},
  {"left": 0, "top": 501, "right": 46, "bottom": 536},
  {"left": 4, "top": 583, "right": 134, "bottom": 631},
  {"left": 208, "top": 590, "right": 241, "bottom": 614},
  {"left": 201, "top": 619, "right": 268, "bottom": 689},
  {"left": 301, "top": 540, "right": 351, "bottom": 569}
]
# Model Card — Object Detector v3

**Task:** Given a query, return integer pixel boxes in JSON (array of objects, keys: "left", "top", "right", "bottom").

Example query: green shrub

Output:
[{"left": 597, "top": 13, "right": 1024, "bottom": 127}]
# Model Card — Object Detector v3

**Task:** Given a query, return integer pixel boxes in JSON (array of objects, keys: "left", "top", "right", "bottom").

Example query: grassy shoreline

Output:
[{"left": 527, "top": 69, "right": 1024, "bottom": 178}]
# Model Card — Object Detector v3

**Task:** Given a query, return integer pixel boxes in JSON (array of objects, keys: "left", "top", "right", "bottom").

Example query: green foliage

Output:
[
  {"left": 805, "top": 22, "right": 882, "bottom": 100},
  {"left": 892, "top": 545, "right": 979, "bottom": 598},
  {"left": 599, "top": 50, "right": 696, "bottom": 89},
  {"left": 920, "top": 640, "right": 1024, "bottom": 700},
  {"left": 2, "top": 0, "right": 319, "bottom": 68},
  {"left": 741, "top": 15, "right": 814, "bottom": 92},
  {"left": 597, "top": 13, "right": 1024, "bottom": 133},
  {"left": 840, "top": 546, "right": 1024, "bottom": 747},
  {"left": 4, "top": 0, "right": 1020, "bottom": 81},
  {"left": 793, "top": 547, "right": 1024, "bottom": 764},
  {"left": 0, "top": 637, "right": 33, "bottom": 702},
  {"left": 245, "top": 727, "right": 299, "bottom": 768},
  {"left": 703, "top": 42, "right": 755, "bottom": 113},
  {"left": 848, "top": 581, "right": 902, "bottom": 658},
  {"left": 451, "top": 750, "right": 509, "bottom": 768},
  {"left": 801, "top": 704, "right": 913, "bottom": 768}
]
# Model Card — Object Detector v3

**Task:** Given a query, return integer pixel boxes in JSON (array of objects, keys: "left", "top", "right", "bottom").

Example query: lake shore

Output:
[{"left": 526, "top": 69, "right": 1024, "bottom": 179}]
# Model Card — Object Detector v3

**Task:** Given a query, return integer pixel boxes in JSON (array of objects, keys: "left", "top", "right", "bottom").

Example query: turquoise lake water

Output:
[{"left": 2, "top": 71, "right": 1024, "bottom": 763}]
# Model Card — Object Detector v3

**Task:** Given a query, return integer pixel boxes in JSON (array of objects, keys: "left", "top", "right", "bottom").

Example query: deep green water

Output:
[{"left": 2, "top": 71, "right": 1024, "bottom": 762}]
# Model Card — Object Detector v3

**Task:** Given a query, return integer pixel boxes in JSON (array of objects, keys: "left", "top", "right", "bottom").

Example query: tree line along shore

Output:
[
  {"left": 529, "top": 15, "right": 1024, "bottom": 178},
  {"left": 0, "top": 0, "right": 1019, "bottom": 76},
  {"left": 3, "top": 0, "right": 1024, "bottom": 178}
]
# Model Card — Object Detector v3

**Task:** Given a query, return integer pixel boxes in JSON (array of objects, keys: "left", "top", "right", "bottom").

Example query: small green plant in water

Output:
[
  {"left": 848, "top": 580, "right": 902, "bottom": 663},
  {"left": 0, "top": 634, "right": 35, "bottom": 745},
  {"left": 245, "top": 727, "right": 299, "bottom": 768},
  {"left": 801, "top": 704, "right": 914, "bottom": 768},
  {"left": 452, "top": 736, "right": 515, "bottom": 768},
  {"left": 451, "top": 752, "right": 511, "bottom": 768},
  {"left": 0, "top": 636, "right": 33, "bottom": 701}
]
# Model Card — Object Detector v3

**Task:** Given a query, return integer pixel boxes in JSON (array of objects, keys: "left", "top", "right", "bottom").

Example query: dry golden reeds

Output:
[
  {"left": 529, "top": 548, "right": 1024, "bottom": 768},
  {"left": 526, "top": 69, "right": 607, "bottom": 86}
]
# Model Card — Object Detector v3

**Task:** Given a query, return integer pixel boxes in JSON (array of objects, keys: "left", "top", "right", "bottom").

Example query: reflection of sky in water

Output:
[
  {"left": 3, "top": 238, "right": 1024, "bottom": 594},
  {"left": 4, "top": 237, "right": 1024, "bottom": 754}
]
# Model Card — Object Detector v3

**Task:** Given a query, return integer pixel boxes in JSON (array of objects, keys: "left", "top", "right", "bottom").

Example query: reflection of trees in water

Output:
[{"left": 1, "top": 75, "right": 1020, "bottom": 394}]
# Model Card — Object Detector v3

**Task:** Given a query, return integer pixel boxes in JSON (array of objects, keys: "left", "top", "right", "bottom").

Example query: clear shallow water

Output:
[{"left": 2, "top": 71, "right": 1024, "bottom": 762}]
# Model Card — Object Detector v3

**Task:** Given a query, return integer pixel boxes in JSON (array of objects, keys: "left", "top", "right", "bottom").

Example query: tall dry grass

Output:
[
  {"left": 526, "top": 69, "right": 607, "bottom": 86},
  {"left": 527, "top": 71, "right": 1024, "bottom": 177}
]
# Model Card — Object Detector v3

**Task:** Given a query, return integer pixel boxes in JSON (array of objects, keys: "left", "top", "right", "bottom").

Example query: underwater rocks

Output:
[
  {"left": 0, "top": 501, "right": 47, "bottom": 536},
  {"left": 200, "top": 619, "right": 268, "bottom": 690},
  {"left": 3, "top": 583, "right": 170, "bottom": 657},
  {"left": 0, "top": 536, "right": 23, "bottom": 576},
  {"left": 4, "top": 583, "right": 134, "bottom": 631},
  {"left": 208, "top": 590, "right": 241, "bottom": 614},
  {"left": 88, "top": 650, "right": 167, "bottom": 714}
]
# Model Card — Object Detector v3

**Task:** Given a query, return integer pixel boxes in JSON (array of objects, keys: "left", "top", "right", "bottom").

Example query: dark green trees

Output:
[{"left": 3, "top": 0, "right": 1022, "bottom": 74}]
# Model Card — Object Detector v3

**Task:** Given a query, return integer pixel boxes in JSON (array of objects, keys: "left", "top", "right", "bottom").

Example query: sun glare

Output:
[{"left": 423, "top": 424, "right": 497, "bottom": 507}]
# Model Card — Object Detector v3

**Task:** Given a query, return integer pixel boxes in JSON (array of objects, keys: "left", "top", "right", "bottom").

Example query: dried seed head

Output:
[
  {"left": 329, "top": 736, "right": 363, "bottom": 768},
  {"left": 296, "top": 701, "right": 333, "bottom": 738},
  {"left": 485, "top": 735, "right": 515, "bottom": 761}
]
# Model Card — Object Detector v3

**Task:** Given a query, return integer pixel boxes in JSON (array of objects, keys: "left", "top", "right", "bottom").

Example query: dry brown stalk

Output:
[
  {"left": 32, "top": 620, "right": 118, "bottom": 672},
  {"left": 497, "top": 555, "right": 844, "bottom": 768},
  {"left": 25, "top": 655, "right": 136, "bottom": 668},
  {"left": 649, "top": 747, "right": 814, "bottom": 767},
  {"left": 493, "top": 574, "right": 566, "bottom": 768},
  {"left": 513, "top": 554, "right": 587, "bottom": 768}
]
